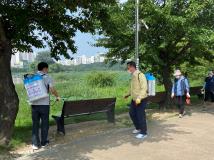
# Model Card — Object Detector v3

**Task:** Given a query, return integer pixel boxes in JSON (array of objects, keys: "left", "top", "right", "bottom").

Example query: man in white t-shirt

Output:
[{"left": 31, "top": 62, "right": 60, "bottom": 150}]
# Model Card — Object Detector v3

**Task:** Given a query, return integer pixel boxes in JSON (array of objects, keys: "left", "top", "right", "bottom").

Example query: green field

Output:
[
  {"left": 11, "top": 70, "right": 203, "bottom": 149},
  {"left": 13, "top": 71, "right": 130, "bottom": 147}
]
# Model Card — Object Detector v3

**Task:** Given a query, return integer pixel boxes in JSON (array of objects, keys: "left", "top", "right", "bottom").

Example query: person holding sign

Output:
[
  {"left": 31, "top": 62, "right": 60, "bottom": 150},
  {"left": 124, "top": 61, "right": 148, "bottom": 139}
]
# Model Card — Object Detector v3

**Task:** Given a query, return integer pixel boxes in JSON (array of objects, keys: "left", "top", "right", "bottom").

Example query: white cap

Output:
[{"left": 173, "top": 69, "right": 182, "bottom": 76}]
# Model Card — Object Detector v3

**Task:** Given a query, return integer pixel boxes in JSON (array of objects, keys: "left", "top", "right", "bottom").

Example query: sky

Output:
[
  {"left": 32, "top": 31, "right": 107, "bottom": 58},
  {"left": 33, "top": 0, "right": 127, "bottom": 57}
]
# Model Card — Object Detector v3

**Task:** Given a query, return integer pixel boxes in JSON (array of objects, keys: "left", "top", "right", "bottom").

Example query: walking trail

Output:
[{"left": 7, "top": 104, "right": 214, "bottom": 160}]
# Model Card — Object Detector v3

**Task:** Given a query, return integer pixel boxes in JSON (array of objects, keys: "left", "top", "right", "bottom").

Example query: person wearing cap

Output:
[
  {"left": 171, "top": 69, "right": 190, "bottom": 118},
  {"left": 124, "top": 61, "right": 148, "bottom": 139},
  {"left": 203, "top": 71, "right": 214, "bottom": 102}
]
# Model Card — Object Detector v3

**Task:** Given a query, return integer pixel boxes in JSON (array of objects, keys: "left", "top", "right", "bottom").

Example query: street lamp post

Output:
[{"left": 135, "top": 0, "right": 139, "bottom": 70}]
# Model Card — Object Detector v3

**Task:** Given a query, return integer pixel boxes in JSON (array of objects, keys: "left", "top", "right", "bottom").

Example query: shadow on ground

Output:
[
  {"left": 17, "top": 117, "right": 191, "bottom": 160},
  {"left": 16, "top": 101, "right": 214, "bottom": 160}
]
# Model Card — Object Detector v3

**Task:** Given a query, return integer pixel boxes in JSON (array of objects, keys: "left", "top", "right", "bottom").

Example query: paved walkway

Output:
[{"left": 17, "top": 105, "right": 214, "bottom": 160}]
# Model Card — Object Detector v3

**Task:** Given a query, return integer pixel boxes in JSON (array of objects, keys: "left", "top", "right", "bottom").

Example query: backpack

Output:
[
  {"left": 138, "top": 72, "right": 156, "bottom": 96},
  {"left": 23, "top": 73, "right": 49, "bottom": 102}
]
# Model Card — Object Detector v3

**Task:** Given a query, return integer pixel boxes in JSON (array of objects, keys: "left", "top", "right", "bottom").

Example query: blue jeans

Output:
[
  {"left": 129, "top": 98, "right": 147, "bottom": 135},
  {"left": 31, "top": 105, "right": 50, "bottom": 146}
]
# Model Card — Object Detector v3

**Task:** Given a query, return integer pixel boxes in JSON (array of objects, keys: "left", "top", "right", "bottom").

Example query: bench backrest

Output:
[
  {"left": 147, "top": 92, "right": 166, "bottom": 103},
  {"left": 62, "top": 98, "right": 116, "bottom": 117},
  {"left": 147, "top": 86, "right": 203, "bottom": 104},
  {"left": 190, "top": 86, "right": 202, "bottom": 95}
]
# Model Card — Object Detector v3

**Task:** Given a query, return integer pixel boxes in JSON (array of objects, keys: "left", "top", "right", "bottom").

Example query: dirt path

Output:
[{"left": 12, "top": 104, "right": 214, "bottom": 160}]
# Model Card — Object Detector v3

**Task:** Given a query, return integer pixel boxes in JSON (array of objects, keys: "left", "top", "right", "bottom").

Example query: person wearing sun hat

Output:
[{"left": 171, "top": 69, "right": 190, "bottom": 118}]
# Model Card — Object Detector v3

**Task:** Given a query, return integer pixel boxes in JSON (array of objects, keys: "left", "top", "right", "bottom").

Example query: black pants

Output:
[
  {"left": 204, "top": 90, "right": 214, "bottom": 102},
  {"left": 175, "top": 96, "right": 185, "bottom": 114},
  {"left": 32, "top": 105, "right": 50, "bottom": 146},
  {"left": 129, "top": 98, "right": 147, "bottom": 135}
]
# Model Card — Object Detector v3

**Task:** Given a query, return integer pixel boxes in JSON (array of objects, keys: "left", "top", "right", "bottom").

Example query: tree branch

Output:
[{"left": 172, "top": 42, "right": 191, "bottom": 65}]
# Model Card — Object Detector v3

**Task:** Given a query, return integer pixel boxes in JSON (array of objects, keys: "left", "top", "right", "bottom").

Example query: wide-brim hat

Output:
[
  {"left": 173, "top": 70, "right": 182, "bottom": 76},
  {"left": 208, "top": 71, "right": 213, "bottom": 76}
]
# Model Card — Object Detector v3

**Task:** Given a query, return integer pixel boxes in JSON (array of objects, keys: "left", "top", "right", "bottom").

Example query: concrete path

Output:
[{"left": 17, "top": 105, "right": 214, "bottom": 160}]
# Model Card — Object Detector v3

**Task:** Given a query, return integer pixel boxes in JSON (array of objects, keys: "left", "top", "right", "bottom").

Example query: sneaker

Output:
[
  {"left": 132, "top": 129, "right": 141, "bottom": 134},
  {"left": 179, "top": 114, "right": 183, "bottom": 118},
  {"left": 32, "top": 145, "right": 39, "bottom": 150},
  {"left": 182, "top": 111, "right": 186, "bottom": 116},
  {"left": 41, "top": 141, "right": 49, "bottom": 148},
  {"left": 136, "top": 133, "right": 148, "bottom": 139}
]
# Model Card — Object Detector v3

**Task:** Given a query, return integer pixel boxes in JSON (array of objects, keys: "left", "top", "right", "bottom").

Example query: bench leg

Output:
[
  {"left": 52, "top": 116, "right": 65, "bottom": 135},
  {"left": 107, "top": 108, "right": 115, "bottom": 123}
]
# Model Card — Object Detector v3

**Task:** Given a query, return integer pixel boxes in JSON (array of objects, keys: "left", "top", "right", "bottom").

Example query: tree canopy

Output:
[
  {"left": 97, "top": 0, "right": 214, "bottom": 97},
  {"left": 0, "top": 0, "right": 116, "bottom": 58},
  {"left": 0, "top": 0, "right": 116, "bottom": 145}
]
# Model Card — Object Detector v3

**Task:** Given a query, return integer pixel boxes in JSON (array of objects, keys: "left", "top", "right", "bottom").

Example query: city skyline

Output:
[
  {"left": 57, "top": 53, "right": 106, "bottom": 66},
  {"left": 11, "top": 51, "right": 35, "bottom": 68},
  {"left": 11, "top": 51, "right": 106, "bottom": 68}
]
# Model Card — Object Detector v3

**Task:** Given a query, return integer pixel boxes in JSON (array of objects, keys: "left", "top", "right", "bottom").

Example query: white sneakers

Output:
[
  {"left": 132, "top": 129, "right": 141, "bottom": 134},
  {"left": 41, "top": 143, "right": 49, "bottom": 148},
  {"left": 179, "top": 111, "right": 186, "bottom": 118},
  {"left": 132, "top": 129, "right": 148, "bottom": 139},
  {"left": 136, "top": 133, "right": 148, "bottom": 139},
  {"left": 32, "top": 145, "right": 39, "bottom": 150}
]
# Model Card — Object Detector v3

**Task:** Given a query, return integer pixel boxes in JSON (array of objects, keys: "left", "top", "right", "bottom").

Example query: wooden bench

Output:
[
  {"left": 147, "top": 92, "right": 166, "bottom": 104},
  {"left": 52, "top": 98, "right": 116, "bottom": 135},
  {"left": 190, "top": 86, "right": 203, "bottom": 99},
  {"left": 147, "top": 86, "right": 203, "bottom": 106}
]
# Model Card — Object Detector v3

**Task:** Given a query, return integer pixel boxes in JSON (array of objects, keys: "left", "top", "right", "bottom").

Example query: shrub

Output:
[{"left": 87, "top": 72, "right": 116, "bottom": 88}]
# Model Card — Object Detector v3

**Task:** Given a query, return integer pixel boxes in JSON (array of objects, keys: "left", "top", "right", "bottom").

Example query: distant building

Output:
[
  {"left": 20, "top": 52, "right": 35, "bottom": 62},
  {"left": 81, "top": 55, "right": 87, "bottom": 64},
  {"left": 95, "top": 53, "right": 105, "bottom": 63},
  {"left": 11, "top": 51, "right": 35, "bottom": 68},
  {"left": 76, "top": 56, "right": 82, "bottom": 65},
  {"left": 57, "top": 53, "right": 106, "bottom": 66},
  {"left": 87, "top": 56, "right": 95, "bottom": 64}
]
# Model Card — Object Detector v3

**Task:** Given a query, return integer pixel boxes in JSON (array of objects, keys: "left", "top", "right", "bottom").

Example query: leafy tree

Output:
[
  {"left": 97, "top": 0, "right": 214, "bottom": 106},
  {"left": 35, "top": 51, "right": 55, "bottom": 64},
  {"left": 0, "top": 0, "right": 116, "bottom": 145}
]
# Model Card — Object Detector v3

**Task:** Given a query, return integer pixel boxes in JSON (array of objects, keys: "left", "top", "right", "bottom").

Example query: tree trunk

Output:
[
  {"left": 160, "top": 65, "right": 173, "bottom": 108},
  {"left": 0, "top": 21, "right": 19, "bottom": 146}
]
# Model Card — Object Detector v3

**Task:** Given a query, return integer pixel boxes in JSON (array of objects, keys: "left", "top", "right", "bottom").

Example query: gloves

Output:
[
  {"left": 135, "top": 98, "right": 141, "bottom": 105},
  {"left": 186, "top": 93, "right": 190, "bottom": 98},
  {"left": 171, "top": 93, "right": 175, "bottom": 98}
]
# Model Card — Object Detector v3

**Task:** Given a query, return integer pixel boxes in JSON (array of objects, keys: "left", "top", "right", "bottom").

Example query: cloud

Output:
[{"left": 120, "top": 0, "right": 128, "bottom": 4}]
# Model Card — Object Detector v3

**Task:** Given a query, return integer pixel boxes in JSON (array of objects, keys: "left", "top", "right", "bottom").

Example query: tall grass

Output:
[{"left": 12, "top": 71, "right": 130, "bottom": 147}]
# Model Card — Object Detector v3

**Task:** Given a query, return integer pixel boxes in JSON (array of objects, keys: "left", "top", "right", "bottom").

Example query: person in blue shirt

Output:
[
  {"left": 204, "top": 71, "right": 214, "bottom": 102},
  {"left": 171, "top": 69, "right": 190, "bottom": 118}
]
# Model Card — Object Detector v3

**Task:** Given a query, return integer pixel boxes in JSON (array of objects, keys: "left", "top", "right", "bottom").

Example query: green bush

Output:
[{"left": 87, "top": 72, "right": 116, "bottom": 88}]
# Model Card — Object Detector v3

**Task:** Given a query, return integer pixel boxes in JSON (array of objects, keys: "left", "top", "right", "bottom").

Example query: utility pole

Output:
[{"left": 135, "top": 0, "right": 139, "bottom": 70}]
